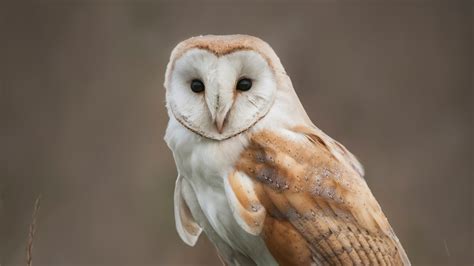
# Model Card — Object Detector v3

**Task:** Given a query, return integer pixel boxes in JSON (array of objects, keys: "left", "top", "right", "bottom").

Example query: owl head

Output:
[{"left": 164, "top": 34, "right": 294, "bottom": 141}]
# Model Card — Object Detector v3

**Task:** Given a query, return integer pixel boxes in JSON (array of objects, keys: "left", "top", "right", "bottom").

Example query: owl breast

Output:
[{"left": 165, "top": 117, "right": 277, "bottom": 265}]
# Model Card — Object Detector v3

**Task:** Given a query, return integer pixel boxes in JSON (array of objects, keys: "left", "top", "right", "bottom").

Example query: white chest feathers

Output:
[{"left": 165, "top": 118, "right": 277, "bottom": 265}]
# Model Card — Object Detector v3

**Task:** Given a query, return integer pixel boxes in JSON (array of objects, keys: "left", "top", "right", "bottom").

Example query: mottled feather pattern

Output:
[
  {"left": 165, "top": 34, "right": 410, "bottom": 266},
  {"left": 232, "top": 127, "right": 409, "bottom": 265}
]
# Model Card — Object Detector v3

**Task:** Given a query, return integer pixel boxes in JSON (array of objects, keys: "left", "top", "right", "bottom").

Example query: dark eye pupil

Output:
[
  {"left": 236, "top": 78, "right": 252, "bottom": 91},
  {"left": 190, "top": 79, "right": 205, "bottom": 93}
]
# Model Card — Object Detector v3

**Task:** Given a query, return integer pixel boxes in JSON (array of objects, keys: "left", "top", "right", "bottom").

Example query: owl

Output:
[{"left": 164, "top": 35, "right": 410, "bottom": 266}]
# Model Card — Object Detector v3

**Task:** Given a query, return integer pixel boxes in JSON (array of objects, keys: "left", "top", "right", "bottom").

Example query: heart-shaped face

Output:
[{"left": 165, "top": 36, "right": 278, "bottom": 140}]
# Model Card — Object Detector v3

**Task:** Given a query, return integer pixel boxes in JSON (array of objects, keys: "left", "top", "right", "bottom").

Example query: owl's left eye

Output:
[
  {"left": 236, "top": 78, "right": 252, "bottom": 91},
  {"left": 190, "top": 79, "right": 205, "bottom": 93}
]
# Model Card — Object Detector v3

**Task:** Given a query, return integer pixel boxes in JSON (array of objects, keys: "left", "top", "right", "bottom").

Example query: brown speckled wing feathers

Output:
[{"left": 231, "top": 128, "right": 409, "bottom": 265}]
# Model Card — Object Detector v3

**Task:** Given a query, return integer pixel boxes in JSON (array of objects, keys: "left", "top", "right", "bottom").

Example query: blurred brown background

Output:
[{"left": 0, "top": 1, "right": 472, "bottom": 265}]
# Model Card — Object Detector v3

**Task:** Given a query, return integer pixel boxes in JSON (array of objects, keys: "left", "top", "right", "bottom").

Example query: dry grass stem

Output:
[{"left": 26, "top": 195, "right": 42, "bottom": 266}]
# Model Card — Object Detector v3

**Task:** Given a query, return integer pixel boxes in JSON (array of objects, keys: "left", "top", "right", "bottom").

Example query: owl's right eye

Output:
[{"left": 190, "top": 79, "right": 205, "bottom": 93}]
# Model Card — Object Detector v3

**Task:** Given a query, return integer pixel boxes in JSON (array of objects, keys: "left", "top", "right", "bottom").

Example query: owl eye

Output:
[
  {"left": 190, "top": 79, "right": 205, "bottom": 93},
  {"left": 236, "top": 78, "right": 252, "bottom": 91}
]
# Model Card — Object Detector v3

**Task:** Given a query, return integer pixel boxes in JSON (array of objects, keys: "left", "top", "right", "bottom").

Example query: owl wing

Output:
[
  {"left": 225, "top": 126, "right": 410, "bottom": 265},
  {"left": 174, "top": 174, "right": 202, "bottom": 246}
]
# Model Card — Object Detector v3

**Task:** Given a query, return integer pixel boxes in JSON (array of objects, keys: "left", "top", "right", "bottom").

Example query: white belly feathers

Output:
[{"left": 165, "top": 117, "right": 276, "bottom": 265}]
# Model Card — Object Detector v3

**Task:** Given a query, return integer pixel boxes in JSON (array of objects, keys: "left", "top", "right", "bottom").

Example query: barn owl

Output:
[{"left": 164, "top": 34, "right": 410, "bottom": 266}]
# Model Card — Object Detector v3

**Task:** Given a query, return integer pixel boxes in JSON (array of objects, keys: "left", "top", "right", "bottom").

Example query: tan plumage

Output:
[
  {"left": 164, "top": 34, "right": 410, "bottom": 265},
  {"left": 230, "top": 126, "right": 409, "bottom": 265}
]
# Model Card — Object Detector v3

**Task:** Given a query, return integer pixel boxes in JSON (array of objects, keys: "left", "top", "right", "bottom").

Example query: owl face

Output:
[{"left": 165, "top": 36, "right": 278, "bottom": 140}]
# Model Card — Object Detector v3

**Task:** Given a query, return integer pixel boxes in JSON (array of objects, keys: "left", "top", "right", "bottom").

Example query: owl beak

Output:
[
  {"left": 214, "top": 112, "right": 227, "bottom": 134},
  {"left": 205, "top": 84, "right": 234, "bottom": 134},
  {"left": 206, "top": 93, "right": 232, "bottom": 134}
]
